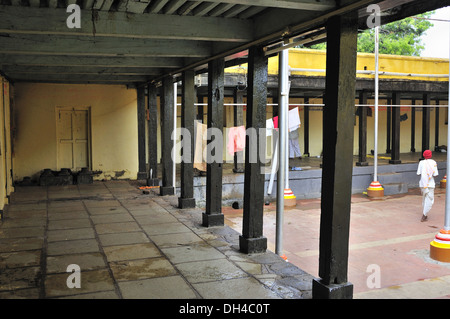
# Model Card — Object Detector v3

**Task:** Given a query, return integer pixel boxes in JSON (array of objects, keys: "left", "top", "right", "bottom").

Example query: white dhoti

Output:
[{"left": 421, "top": 187, "right": 435, "bottom": 216}]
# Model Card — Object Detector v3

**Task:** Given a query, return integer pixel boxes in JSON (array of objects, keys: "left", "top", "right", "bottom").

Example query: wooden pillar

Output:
[
  {"left": 389, "top": 92, "right": 401, "bottom": 164},
  {"left": 160, "top": 76, "right": 175, "bottom": 196},
  {"left": 178, "top": 70, "right": 196, "bottom": 208},
  {"left": 137, "top": 86, "right": 147, "bottom": 180},
  {"left": 386, "top": 98, "right": 391, "bottom": 154},
  {"left": 304, "top": 97, "right": 310, "bottom": 157},
  {"left": 197, "top": 95, "right": 204, "bottom": 122},
  {"left": 422, "top": 93, "right": 431, "bottom": 156},
  {"left": 356, "top": 91, "right": 368, "bottom": 166},
  {"left": 147, "top": 84, "right": 159, "bottom": 186},
  {"left": 312, "top": 13, "right": 357, "bottom": 299},
  {"left": 233, "top": 88, "right": 245, "bottom": 173},
  {"left": 411, "top": 99, "right": 416, "bottom": 152},
  {"left": 239, "top": 45, "right": 268, "bottom": 254},
  {"left": 202, "top": 58, "right": 225, "bottom": 227},
  {"left": 435, "top": 99, "right": 440, "bottom": 150}
]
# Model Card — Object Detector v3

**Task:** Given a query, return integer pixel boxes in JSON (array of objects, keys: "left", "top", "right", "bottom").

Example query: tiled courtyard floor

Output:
[
  {"left": 224, "top": 187, "right": 450, "bottom": 299},
  {"left": 0, "top": 181, "right": 313, "bottom": 299}
]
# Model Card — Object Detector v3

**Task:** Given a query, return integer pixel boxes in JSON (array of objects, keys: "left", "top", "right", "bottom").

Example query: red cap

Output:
[{"left": 423, "top": 150, "right": 432, "bottom": 159}]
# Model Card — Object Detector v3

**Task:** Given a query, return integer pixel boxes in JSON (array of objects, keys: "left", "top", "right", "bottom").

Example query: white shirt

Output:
[{"left": 417, "top": 159, "right": 439, "bottom": 188}]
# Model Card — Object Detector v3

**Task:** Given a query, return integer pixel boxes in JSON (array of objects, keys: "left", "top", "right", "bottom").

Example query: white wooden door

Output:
[{"left": 57, "top": 108, "right": 90, "bottom": 170}]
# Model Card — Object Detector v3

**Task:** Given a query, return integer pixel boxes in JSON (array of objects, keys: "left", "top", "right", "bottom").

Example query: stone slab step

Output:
[{"left": 382, "top": 182, "right": 408, "bottom": 195}]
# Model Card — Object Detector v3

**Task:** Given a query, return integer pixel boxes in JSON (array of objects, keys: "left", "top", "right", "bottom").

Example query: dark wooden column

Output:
[
  {"left": 386, "top": 98, "right": 391, "bottom": 154},
  {"left": 410, "top": 99, "right": 416, "bottom": 152},
  {"left": 435, "top": 99, "right": 440, "bottom": 150},
  {"left": 312, "top": 13, "right": 357, "bottom": 299},
  {"left": 233, "top": 88, "right": 245, "bottom": 173},
  {"left": 389, "top": 92, "right": 401, "bottom": 164},
  {"left": 304, "top": 97, "right": 310, "bottom": 157},
  {"left": 202, "top": 58, "right": 225, "bottom": 227},
  {"left": 178, "top": 70, "right": 196, "bottom": 208},
  {"left": 160, "top": 76, "right": 175, "bottom": 196},
  {"left": 356, "top": 91, "right": 368, "bottom": 166},
  {"left": 137, "top": 86, "right": 147, "bottom": 180},
  {"left": 422, "top": 93, "right": 431, "bottom": 156},
  {"left": 239, "top": 45, "right": 268, "bottom": 254},
  {"left": 197, "top": 96, "right": 204, "bottom": 122},
  {"left": 147, "top": 84, "right": 159, "bottom": 186}
]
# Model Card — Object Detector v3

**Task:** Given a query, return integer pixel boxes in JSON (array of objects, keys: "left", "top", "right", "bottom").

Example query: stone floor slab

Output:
[
  {"left": 95, "top": 221, "right": 141, "bottom": 235},
  {"left": 0, "top": 250, "right": 41, "bottom": 268},
  {"left": 141, "top": 222, "right": 191, "bottom": 235},
  {"left": 1, "top": 218, "right": 46, "bottom": 228},
  {"left": 0, "top": 237, "right": 44, "bottom": 253},
  {"left": 109, "top": 257, "right": 177, "bottom": 281},
  {"left": 47, "top": 239, "right": 100, "bottom": 256},
  {"left": 0, "top": 267, "right": 41, "bottom": 291},
  {"left": 134, "top": 213, "right": 178, "bottom": 225},
  {"left": 47, "top": 228, "right": 95, "bottom": 242},
  {"left": 46, "top": 252, "right": 107, "bottom": 274},
  {"left": 48, "top": 218, "right": 92, "bottom": 230},
  {"left": 161, "top": 243, "right": 226, "bottom": 264},
  {"left": 0, "top": 226, "right": 45, "bottom": 239},
  {"left": 175, "top": 259, "right": 248, "bottom": 284},
  {"left": 103, "top": 243, "right": 161, "bottom": 262},
  {"left": 0, "top": 287, "right": 40, "bottom": 299},
  {"left": 90, "top": 213, "right": 134, "bottom": 225},
  {"left": 87, "top": 206, "right": 129, "bottom": 215},
  {"left": 83, "top": 199, "right": 121, "bottom": 208},
  {"left": 193, "top": 277, "right": 281, "bottom": 299},
  {"left": 48, "top": 211, "right": 89, "bottom": 220},
  {"left": 57, "top": 290, "right": 120, "bottom": 299},
  {"left": 149, "top": 232, "right": 204, "bottom": 248},
  {"left": 98, "top": 231, "right": 149, "bottom": 247},
  {"left": 118, "top": 276, "right": 197, "bottom": 299},
  {"left": 45, "top": 269, "right": 115, "bottom": 298}
]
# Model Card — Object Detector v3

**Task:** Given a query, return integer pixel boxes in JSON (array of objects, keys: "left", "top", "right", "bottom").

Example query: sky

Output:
[{"left": 420, "top": 6, "right": 450, "bottom": 59}]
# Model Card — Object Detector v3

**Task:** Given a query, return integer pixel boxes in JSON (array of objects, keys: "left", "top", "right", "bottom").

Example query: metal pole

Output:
[
  {"left": 173, "top": 81, "right": 177, "bottom": 188},
  {"left": 276, "top": 48, "right": 288, "bottom": 256},
  {"left": 444, "top": 21, "right": 450, "bottom": 231},
  {"left": 373, "top": 26, "right": 379, "bottom": 182}
]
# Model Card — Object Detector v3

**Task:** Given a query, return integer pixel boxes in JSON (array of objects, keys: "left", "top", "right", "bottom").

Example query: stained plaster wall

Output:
[{"left": 13, "top": 83, "right": 138, "bottom": 182}]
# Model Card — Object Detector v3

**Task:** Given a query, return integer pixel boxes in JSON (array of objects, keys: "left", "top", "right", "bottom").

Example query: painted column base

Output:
[
  {"left": 430, "top": 229, "right": 450, "bottom": 263},
  {"left": 312, "top": 278, "right": 353, "bottom": 299},
  {"left": 202, "top": 213, "right": 224, "bottom": 227},
  {"left": 284, "top": 188, "right": 297, "bottom": 207},
  {"left": 160, "top": 186, "right": 174, "bottom": 196},
  {"left": 239, "top": 236, "right": 267, "bottom": 254},
  {"left": 430, "top": 242, "right": 450, "bottom": 262},
  {"left": 367, "top": 181, "right": 384, "bottom": 198},
  {"left": 178, "top": 197, "right": 196, "bottom": 209}
]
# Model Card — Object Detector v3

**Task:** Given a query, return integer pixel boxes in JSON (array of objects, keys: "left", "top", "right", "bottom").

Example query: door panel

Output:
[{"left": 57, "top": 108, "right": 90, "bottom": 171}]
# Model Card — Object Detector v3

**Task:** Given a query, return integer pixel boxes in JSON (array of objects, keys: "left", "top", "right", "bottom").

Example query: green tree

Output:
[{"left": 307, "top": 12, "right": 434, "bottom": 56}]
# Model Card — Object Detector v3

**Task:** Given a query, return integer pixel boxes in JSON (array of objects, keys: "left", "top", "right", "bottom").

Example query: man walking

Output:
[{"left": 417, "top": 150, "right": 439, "bottom": 222}]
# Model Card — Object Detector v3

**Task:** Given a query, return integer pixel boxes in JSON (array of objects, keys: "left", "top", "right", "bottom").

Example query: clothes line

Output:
[{"left": 174, "top": 103, "right": 449, "bottom": 107}]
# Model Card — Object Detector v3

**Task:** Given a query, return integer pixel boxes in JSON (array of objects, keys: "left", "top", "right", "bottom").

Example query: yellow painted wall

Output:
[
  {"left": 13, "top": 83, "right": 138, "bottom": 182},
  {"left": 0, "top": 77, "right": 13, "bottom": 213},
  {"left": 266, "top": 48, "right": 449, "bottom": 81},
  {"left": 225, "top": 48, "right": 449, "bottom": 157}
]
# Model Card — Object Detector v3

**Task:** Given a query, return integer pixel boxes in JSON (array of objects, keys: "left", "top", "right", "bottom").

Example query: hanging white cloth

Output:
[{"left": 288, "top": 107, "right": 301, "bottom": 132}]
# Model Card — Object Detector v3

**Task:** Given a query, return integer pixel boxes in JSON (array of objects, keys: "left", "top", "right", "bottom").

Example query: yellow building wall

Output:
[
  {"left": 13, "top": 83, "right": 138, "bottom": 182},
  {"left": 226, "top": 48, "right": 449, "bottom": 158},
  {"left": 0, "top": 77, "right": 14, "bottom": 213}
]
